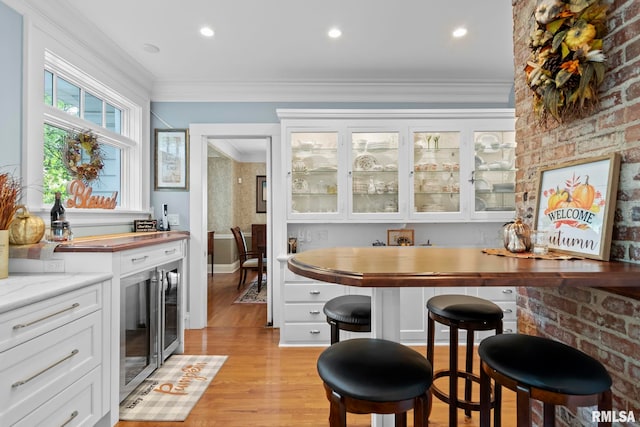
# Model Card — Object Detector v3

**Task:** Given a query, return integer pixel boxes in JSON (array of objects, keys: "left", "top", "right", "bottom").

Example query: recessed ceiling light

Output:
[
  {"left": 328, "top": 27, "right": 342, "bottom": 39},
  {"left": 142, "top": 43, "right": 160, "bottom": 53},
  {"left": 200, "top": 26, "right": 215, "bottom": 38},
  {"left": 453, "top": 27, "right": 468, "bottom": 38}
]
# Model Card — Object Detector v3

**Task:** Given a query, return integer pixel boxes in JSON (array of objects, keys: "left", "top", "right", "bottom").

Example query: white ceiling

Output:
[
  {"left": 47, "top": 1, "right": 516, "bottom": 157},
  {"left": 60, "top": 0, "right": 515, "bottom": 102}
]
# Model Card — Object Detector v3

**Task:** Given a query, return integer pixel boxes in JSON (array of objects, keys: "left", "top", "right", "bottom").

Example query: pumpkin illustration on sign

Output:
[{"left": 543, "top": 173, "right": 602, "bottom": 228}]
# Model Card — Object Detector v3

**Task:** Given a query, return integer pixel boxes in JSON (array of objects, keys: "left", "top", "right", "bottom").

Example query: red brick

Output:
[
  {"left": 601, "top": 330, "right": 640, "bottom": 358},
  {"left": 543, "top": 293, "right": 578, "bottom": 316},
  {"left": 541, "top": 323, "right": 578, "bottom": 347},
  {"left": 581, "top": 339, "right": 626, "bottom": 372},
  {"left": 580, "top": 305, "right": 627, "bottom": 334},
  {"left": 601, "top": 294, "right": 638, "bottom": 316}
]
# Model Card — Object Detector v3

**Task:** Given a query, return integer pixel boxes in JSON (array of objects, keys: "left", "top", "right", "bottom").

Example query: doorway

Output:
[{"left": 187, "top": 124, "right": 280, "bottom": 330}]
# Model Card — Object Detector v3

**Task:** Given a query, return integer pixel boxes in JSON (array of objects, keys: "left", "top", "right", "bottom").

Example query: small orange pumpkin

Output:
[
  {"left": 8, "top": 205, "right": 45, "bottom": 245},
  {"left": 572, "top": 176, "right": 595, "bottom": 209}
]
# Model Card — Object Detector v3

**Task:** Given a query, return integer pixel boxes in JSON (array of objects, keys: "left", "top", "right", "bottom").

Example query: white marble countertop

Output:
[{"left": 0, "top": 272, "right": 113, "bottom": 314}]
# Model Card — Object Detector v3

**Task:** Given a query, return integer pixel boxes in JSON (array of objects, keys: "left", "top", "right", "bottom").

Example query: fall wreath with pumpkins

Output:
[
  {"left": 64, "top": 131, "right": 104, "bottom": 183},
  {"left": 526, "top": 0, "right": 609, "bottom": 123}
]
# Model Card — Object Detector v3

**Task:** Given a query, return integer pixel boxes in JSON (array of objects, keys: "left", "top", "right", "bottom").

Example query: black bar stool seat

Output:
[
  {"left": 478, "top": 333, "right": 613, "bottom": 427},
  {"left": 324, "top": 295, "right": 371, "bottom": 344},
  {"left": 426, "top": 294, "right": 504, "bottom": 427},
  {"left": 317, "top": 338, "right": 433, "bottom": 426}
]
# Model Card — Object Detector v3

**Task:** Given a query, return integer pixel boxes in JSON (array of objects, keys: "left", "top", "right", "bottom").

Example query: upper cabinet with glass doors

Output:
[
  {"left": 412, "top": 131, "right": 461, "bottom": 216},
  {"left": 350, "top": 131, "right": 401, "bottom": 218},
  {"left": 289, "top": 132, "right": 340, "bottom": 217},
  {"left": 473, "top": 131, "right": 517, "bottom": 214},
  {"left": 279, "top": 109, "right": 516, "bottom": 223}
]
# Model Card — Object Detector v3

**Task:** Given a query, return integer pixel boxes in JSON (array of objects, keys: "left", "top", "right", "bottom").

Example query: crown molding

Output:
[{"left": 151, "top": 80, "right": 514, "bottom": 104}]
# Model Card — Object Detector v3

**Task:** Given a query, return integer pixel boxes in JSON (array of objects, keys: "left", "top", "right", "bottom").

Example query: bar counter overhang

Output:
[{"left": 288, "top": 247, "right": 640, "bottom": 289}]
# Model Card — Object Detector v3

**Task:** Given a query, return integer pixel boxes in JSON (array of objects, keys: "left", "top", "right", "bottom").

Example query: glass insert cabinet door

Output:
[
  {"left": 413, "top": 131, "right": 461, "bottom": 213},
  {"left": 350, "top": 132, "right": 400, "bottom": 214},
  {"left": 473, "top": 131, "right": 516, "bottom": 213},
  {"left": 290, "top": 132, "right": 339, "bottom": 215}
]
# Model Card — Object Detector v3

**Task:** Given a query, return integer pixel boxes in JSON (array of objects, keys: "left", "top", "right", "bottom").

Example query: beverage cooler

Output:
[{"left": 119, "top": 260, "right": 182, "bottom": 401}]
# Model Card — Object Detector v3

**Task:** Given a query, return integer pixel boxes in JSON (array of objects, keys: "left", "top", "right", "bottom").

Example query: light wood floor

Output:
[{"left": 117, "top": 271, "right": 516, "bottom": 426}]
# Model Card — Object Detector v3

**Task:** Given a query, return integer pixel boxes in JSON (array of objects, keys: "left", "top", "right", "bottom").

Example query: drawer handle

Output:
[
  {"left": 309, "top": 310, "right": 321, "bottom": 315},
  {"left": 503, "top": 308, "right": 513, "bottom": 313},
  {"left": 309, "top": 330, "right": 321, "bottom": 334},
  {"left": 12, "top": 303, "right": 80, "bottom": 330},
  {"left": 502, "top": 289, "right": 513, "bottom": 294},
  {"left": 131, "top": 256, "right": 149, "bottom": 263},
  {"left": 12, "top": 349, "right": 79, "bottom": 388},
  {"left": 309, "top": 290, "right": 321, "bottom": 295},
  {"left": 60, "top": 410, "right": 79, "bottom": 427},
  {"left": 505, "top": 329, "right": 514, "bottom": 333},
  {"left": 165, "top": 249, "right": 177, "bottom": 255}
]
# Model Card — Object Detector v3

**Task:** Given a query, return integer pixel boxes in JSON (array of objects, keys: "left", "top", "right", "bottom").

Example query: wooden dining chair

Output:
[{"left": 230, "top": 226, "right": 267, "bottom": 291}]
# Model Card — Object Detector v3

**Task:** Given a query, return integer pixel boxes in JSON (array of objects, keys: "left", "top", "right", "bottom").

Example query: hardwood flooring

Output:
[{"left": 116, "top": 272, "right": 516, "bottom": 426}]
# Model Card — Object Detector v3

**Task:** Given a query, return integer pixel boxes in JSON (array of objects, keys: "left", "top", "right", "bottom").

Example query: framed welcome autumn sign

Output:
[{"left": 533, "top": 153, "right": 620, "bottom": 260}]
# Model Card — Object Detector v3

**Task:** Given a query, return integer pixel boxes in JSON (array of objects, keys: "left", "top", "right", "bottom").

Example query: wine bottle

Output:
[{"left": 51, "top": 191, "right": 65, "bottom": 225}]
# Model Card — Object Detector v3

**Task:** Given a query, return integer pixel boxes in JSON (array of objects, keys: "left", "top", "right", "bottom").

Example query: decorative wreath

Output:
[
  {"left": 64, "top": 130, "right": 104, "bottom": 183},
  {"left": 526, "top": 0, "right": 609, "bottom": 123}
]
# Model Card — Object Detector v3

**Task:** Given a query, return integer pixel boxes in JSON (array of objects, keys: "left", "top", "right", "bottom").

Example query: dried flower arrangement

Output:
[
  {"left": 64, "top": 130, "right": 104, "bottom": 183},
  {"left": 526, "top": 0, "right": 609, "bottom": 123},
  {"left": 0, "top": 172, "right": 21, "bottom": 230}
]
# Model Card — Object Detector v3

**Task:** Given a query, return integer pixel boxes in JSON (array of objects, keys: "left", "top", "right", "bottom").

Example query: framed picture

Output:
[
  {"left": 256, "top": 175, "right": 267, "bottom": 213},
  {"left": 387, "top": 229, "right": 414, "bottom": 246},
  {"left": 154, "top": 129, "right": 189, "bottom": 190},
  {"left": 533, "top": 153, "right": 620, "bottom": 260}
]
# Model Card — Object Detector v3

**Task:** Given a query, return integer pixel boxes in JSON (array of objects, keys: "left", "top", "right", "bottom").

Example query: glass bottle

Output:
[{"left": 50, "top": 191, "right": 65, "bottom": 225}]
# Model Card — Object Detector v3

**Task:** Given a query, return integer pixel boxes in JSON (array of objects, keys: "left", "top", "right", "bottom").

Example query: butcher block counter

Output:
[{"left": 54, "top": 231, "right": 189, "bottom": 252}]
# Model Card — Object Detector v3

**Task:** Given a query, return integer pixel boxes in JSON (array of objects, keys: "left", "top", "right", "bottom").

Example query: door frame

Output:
[{"left": 188, "top": 123, "right": 280, "bottom": 329}]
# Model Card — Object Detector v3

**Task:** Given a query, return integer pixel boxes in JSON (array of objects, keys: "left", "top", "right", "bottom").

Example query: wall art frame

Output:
[
  {"left": 256, "top": 175, "right": 267, "bottom": 213},
  {"left": 387, "top": 229, "right": 414, "bottom": 246},
  {"left": 533, "top": 153, "right": 620, "bottom": 261},
  {"left": 154, "top": 128, "right": 189, "bottom": 191}
]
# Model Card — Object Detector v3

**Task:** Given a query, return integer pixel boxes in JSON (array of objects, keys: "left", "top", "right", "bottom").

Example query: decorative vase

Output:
[{"left": 0, "top": 230, "right": 8, "bottom": 279}]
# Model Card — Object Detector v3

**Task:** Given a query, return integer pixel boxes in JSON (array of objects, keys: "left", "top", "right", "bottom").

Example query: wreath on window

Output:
[
  {"left": 526, "top": 0, "right": 609, "bottom": 123},
  {"left": 64, "top": 130, "right": 104, "bottom": 183}
]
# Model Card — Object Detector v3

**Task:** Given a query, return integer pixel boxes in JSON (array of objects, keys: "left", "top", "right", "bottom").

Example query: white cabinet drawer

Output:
[
  {"left": 13, "top": 366, "right": 101, "bottom": 427},
  {"left": 284, "top": 283, "right": 345, "bottom": 302},
  {"left": 0, "top": 284, "right": 101, "bottom": 352},
  {"left": 476, "top": 287, "right": 516, "bottom": 301},
  {"left": 120, "top": 241, "right": 183, "bottom": 275},
  {"left": 0, "top": 311, "right": 101, "bottom": 426},
  {"left": 284, "top": 303, "right": 326, "bottom": 322},
  {"left": 281, "top": 323, "right": 331, "bottom": 344}
]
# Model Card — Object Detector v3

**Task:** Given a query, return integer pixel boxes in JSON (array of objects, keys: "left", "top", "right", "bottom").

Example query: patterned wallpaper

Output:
[{"left": 207, "top": 156, "right": 266, "bottom": 235}]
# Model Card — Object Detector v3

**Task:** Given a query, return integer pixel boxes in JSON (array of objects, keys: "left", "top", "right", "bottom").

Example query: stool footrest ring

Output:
[{"left": 430, "top": 369, "right": 496, "bottom": 412}]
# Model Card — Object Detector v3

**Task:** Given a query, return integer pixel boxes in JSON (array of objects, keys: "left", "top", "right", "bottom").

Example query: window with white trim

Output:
[{"left": 42, "top": 51, "right": 142, "bottom": 210}]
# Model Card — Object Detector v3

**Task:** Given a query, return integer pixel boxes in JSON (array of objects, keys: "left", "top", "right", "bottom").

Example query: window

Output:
[{"left": 42, "top": 51, "right": 142, "bottom": 211}]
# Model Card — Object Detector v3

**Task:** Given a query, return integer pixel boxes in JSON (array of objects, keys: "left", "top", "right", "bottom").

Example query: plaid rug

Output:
[
  {"left": 119, "top": 355, "right": 227, "bottom": 421},
  {"left": 234, "top": 278, "right": 267, "bottom": 303}
]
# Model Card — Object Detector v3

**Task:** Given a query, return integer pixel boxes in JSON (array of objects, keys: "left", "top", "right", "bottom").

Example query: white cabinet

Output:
[
  {"left": 280, "top": 109, "right": 517, "bottom": 223},
  {"left": 0, "top": 274, "right": 110, "bottom": 427}
]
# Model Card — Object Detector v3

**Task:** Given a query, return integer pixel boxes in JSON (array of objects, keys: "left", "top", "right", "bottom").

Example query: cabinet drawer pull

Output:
[
  {"left": 309, "top": 329, "right": 321, "bottom": 334},
  {"left": 502, "top": 289, "right": 513, "bottom": 294},
  {"left": 12, "top": 349, "right": 79, "bottom": 388},
  {"left": 60, "top": 410, "right": 79, "bottom": 427},
  {"left": 13, "top": 303, "right": 80, "bottom": 330},
  {"left": 165, "top": 249, "right": 177, "bottom": 255},
  {"left": 503, "top": 308, "right": 513, "bottom": 313},
  {"left": 309, "top": 310, "right": 321, "bottom": 315},
  {"left": 505, "top": 329, "right": 514, "bottom": 333},
  {"left": 131, "top": 256, "right": 149, "bottom": 263},
  {"left": 309, "top": 290, "right": 321, "bottom": 295}
]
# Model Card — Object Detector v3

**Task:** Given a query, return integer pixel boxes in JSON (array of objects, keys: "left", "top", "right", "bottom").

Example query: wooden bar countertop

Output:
[
  {"left": 54, "top": 231, "right": 189, "bottom": 253},
  {"left": 288, "top": 247, "right": 640, "bottom": 291}
]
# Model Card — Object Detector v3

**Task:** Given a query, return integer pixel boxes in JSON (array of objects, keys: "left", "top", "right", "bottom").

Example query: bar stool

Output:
[
  {"left": 479, "top": 333, "right": 613, "bottom": 427},
  {"left": 323, "top": 295, "right": 371, "bottom": 344},
  {"left": 317, "top": 338, "right": 433, "bottom": 427},
  {"left": 426, "top": 294, "right": 504, "bottom": 427}
]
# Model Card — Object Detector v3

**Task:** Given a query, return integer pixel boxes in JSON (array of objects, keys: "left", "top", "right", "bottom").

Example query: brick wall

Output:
[{"left": 512, "top": 0, "right": 640, "bottom": 424}]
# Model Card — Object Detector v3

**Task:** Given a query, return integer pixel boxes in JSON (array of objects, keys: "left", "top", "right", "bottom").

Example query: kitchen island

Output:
[{"left": 288, "top": 246, "right": 640, "bottom": 427}]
